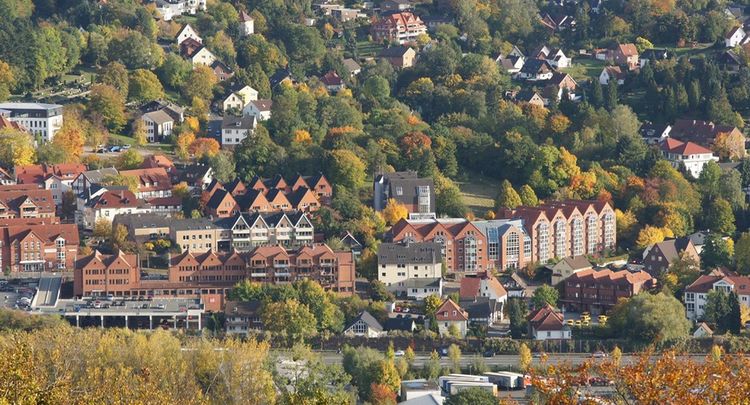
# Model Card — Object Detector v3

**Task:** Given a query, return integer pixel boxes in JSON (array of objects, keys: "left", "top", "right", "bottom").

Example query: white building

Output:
[
  {"left": 0, "top": 103, "right": 63, "bottom": 142},
  {"left": 243, "top": 99, "right": 273, "bottom": 121},
  {"left": 377, "top": 241, "right": 442, "bottom": 299},
  {"left": 685, "top": 268, "right": 750, "bottom": 321},
  {"left": 660, "top": 138, "right": 719, "bottom": 178},
  {"left": 342, "top": 311, "right": 385, "bottom": 338},
  {"left": 599, "top": 66, "right": 625, "bottom": 86},
  {"left": 175, "top": 24, "right": 202, "bottom": 45},
  {"left": 221, "top": 115, "right": 256, "bottom": 146},
  {"left": 140, "top": 110, "right": 174, "bottom": 143},
  {"left": 155, "top": 0, "right": 206, "bottom": 21},
  {"left": 435, "top": 299, "right": 469, "bottom": 338},
  {"left": 222, "top": 85, "right": 258, "bottom": 113},
  {"left": 527, "top": 304, "right": 571, "bottom": 340},
  {"left": 239, "top": 10, "right": 255, "bottom": 36},
  {"left": 81, "top": 188, "right": 152, "bottom": 230},
  {"left": 725, "top": 26, "right": 748, "bottom": 48}
]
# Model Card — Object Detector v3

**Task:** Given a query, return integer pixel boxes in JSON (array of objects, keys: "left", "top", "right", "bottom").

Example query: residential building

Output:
[
  {"left": 239, "top": 10, "right": 255, "bottom": 37},
  {"left": 518, "top": 59, "right": 554, "bottom": 81},
  {"left": 384, "top": 317, "right": 417, "bottom": 333},
  {"left": 402, "top": 278, "right": 442, "bottom": 300},
  {"left": 15, "top": 163, "right": 86, "bottom": 187},
  {"left": 533, "top": 46, "right": 570, "bottom": 68},
  {"left": 599, "top": 66, "right": 625, "bottom": 86},
  {"left": 613, "top": 43, "right": 639, "bottom": 69},
  {"left": 140, "top": 110, "right": 174, "bottom": 143},
  {"left": 73, "top": 251, "right": 139, "bottom": 296},
  {"left": 390, "top": 218, "right": 489, "bottom": 274},
  {"left": 543, "top": 72, "right": 578, "bottom": 101},
  {"left": 382, "top": 0, "right": 412, "bottom": 12},
  {"left": 460, "top": 297, "right": 502, "bottom": 326},
  {"left": 495, "top": 200, "right": 617, "bottom": 266},
  {"left": 371, "top": 12, "right": 427, "bottom": 44},
  {"left": 211, "top": 60, "right": 234, "bottom": 81},
  {"left": 343, "top": 311, "right": 385, "bottom": 337},
  {"left": 0, "top": 186, "right": 56, "bottom": 219},
  {"left": 175, "top": 23, "right": 201, "bottom": 45},
  {"left": 0, "top": 102, "right": 63, "bottom": 142},
  {"left": 180, "top": 38, "right": 217, "bottom": 66},
  {"left": 243, "top": 99, "right": 273, "bottom": 121},
  {"left": 269, "top": 68, "right": 294, "bottom": 89},
  {"left": 511, "top": 90, "right": 545, "bottom": 107},
  {"left": 120, "top": 168, "right": 173, "bottom": 199},
  {"left": 639, "top": 122, "right": 671, "bottom": 145},
  {"left": 660, "top": 138, "right": 719, "bottom": 178},
  {"left": 693, "top": 322, "right": 713, "bottom": 338},
  {"left": 142, "top": 155, "right": 176, "bottom": 175},
  {"left": 205, "top": 189, "right": 239, "bottom": 218},
  {"left": 112, "top": 213, "right": 171, "bottom": 244},
  {"left": 224, "top": 300, "right": 263, "bottom": 336},
  {"left": 140, "top": 100, "right": 185, "bottom": 123},
  {"left": 472, "top": 219, "right": 531, "bottom": 270},
  {"left": 685, "top": 268, "right": 750, "bottom": 320},
  {"left": 639, "top": 48, "right": 672, "bottom": 67},
  {"left": 378, "top": 46, "right": 417, "bottom": 69},
  {"left": 343, "top": 58, "right": 362, "bottom": 76},
  {"left": 221, "top": 115, "right": 257, "bottom": 146},
  {"left": 0, "top": 114, "right": 26, "bottom": 133},
  {"left": 154, "top": 0, "right": 207, "bottom": 21},
  {"left": 726, "top": 26, "right": 748, "bottom": 48},
  {"left": 377, "top": 241, "right": 442, "bottom": 298},
  {"left": 497, "top": 54, "right": 525, "bottom": 74},
  {"left": 0, "top": 168, "right": 15, "bottom": 185},
  {"left": 213, "top": 211, "right": 315, "bottom": 251},
  {"left": 540, "top": 12, "right": 576, "bottom": 31},
  {"left": 321, "top": 70, "right": 345, "bottom": 92},
  {"left": 221, "top": 85, "right": 258, "bottom": 113},
  {"left": 82, "top": 189, "right": 151, "bottom": 230},
  {"left": 561, "top": 268, "right": 655, "bottom": 313},
  {"left": 177, "top": 163, "right": 214, "bottom": 192},
  {"left": 669, "top": 119, "right": 746, "bottom": 158},
  {"left": 550, "top": 256, "right": 593, "bottom": 286},
  {"left": 170, "top": 218, "right": 221, "bottom": 252},
  {"left": 0, "top": 222, "right": 79, "bottom": 272},
  {"left": 435, "top": 298, "right": 469, "bottom": 337},
  {"left": 642, "top": 238, "right": 700, "bottom": 277},
  {"left": 719, "top": 50, "right": 742, "bottom": 72},
  {"left": 459, "top": 271, "right": 508, "bottom": 303},
  {"left": 527, "top": 304, "right": 571, "bottom": 340},
  {"left": 72, "top": 168, "right": 119, "bottom": 197},
  {"left": 373, "top": 171, "right": 435, "bottom": 216}
]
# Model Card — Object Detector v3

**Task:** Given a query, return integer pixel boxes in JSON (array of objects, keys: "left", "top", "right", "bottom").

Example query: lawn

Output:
[
  {"left": 561, "top": 58, "right": 605, "bottom": 82},
  {"left": 356, "top": 40, "right": 384, "bottom": 57},
  {"left": 456, "top": 174, "right": 500, "bottom": 216}
]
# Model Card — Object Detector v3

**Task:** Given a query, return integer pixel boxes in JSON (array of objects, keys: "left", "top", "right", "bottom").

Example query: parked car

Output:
[
  {"left": 121, "top": 144, "right": 131, "bottom": 150},
  {"left": 483, "top": 349, "right": 496, "bottom": 357},
  {"left": 591, "top": 351, "right": 608, "bottom": 358},
  {"left": 394, "top": 350, "right": 405, "bottom": 357},
  {"left": 109, "top": 146, "right": 121, "bottom": 152}
]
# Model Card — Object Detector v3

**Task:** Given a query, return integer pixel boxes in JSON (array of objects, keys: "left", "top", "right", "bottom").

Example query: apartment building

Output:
[
  {"left": 1, "top": 222, "right": 79, "bottom": 272},
  {"left": 660, "top": 138, "right": 719, "bottom": 179},
  {"left": 373, "top": 171, "right": 435, "bottom": 217},
  {"left": 224, "top": 300, "right": 263, "bottom": 336},
  {"left": 112, "top": 213, "right": 172, "bottom": 244},
  {"left": 561, "top": 268, "right": 655, "bottom": 313},
  {"left": 74, "top": 251, "right": 140, "bottom": 296},
  {"left": 377, "top": 241, "right": 442, "bottom": 298},
  {"left": 171, "top": 218, "right": 222, "bottom": 253},
  {"left": 120, "top": 168, "right": 173, "bottom": 199},
  {"left": 371, "top": 12, "right": 427, "bottom": 44},
  {"left": 0, "top": 102, "right": 64, "bottom": 142},
  {"left": 15, "top": 163, "right": 86, "bottom": 205},
  {"left": 390, "top": 217, "right": 489, "bottom": 274},
  {"left": 496, "top": 200, "right": 616, "bottom": 266},
  {"left": 214, "top": 211, "right": 314, "bottom": 251},
  {"left": 685, "top": 268, "right": 750, "bottom": 321},
  {"left": 72, "top": 168, "right": 119, "bottom": 197},
  {"left": 642, "top": 237, "right": 700, "bottom": 277},
  {"left": 0, "top": 186, "right": 56, "bottom": 219},
  {"left": 82, "top": 189, "right": 151, "bottom": 230}
]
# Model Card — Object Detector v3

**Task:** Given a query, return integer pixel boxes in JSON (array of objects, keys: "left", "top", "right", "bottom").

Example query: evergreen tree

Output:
[
  {"left": 508, "top": 298, "right": 527, "bottom": 339},
  {"left": 605, "top": 82, "right": 618, "bottom": 111},
  {"left": 518, "top": 185, "right": 539, "bottom": 206},
  {"left": 727, "top": 292, "right": 742, "bottom": 334},
  {"left": 590, "top": 79, "right": 604, "bottom": 107},
  {"left": 495, "top": 180, "right": 522, "bottom": 210}
]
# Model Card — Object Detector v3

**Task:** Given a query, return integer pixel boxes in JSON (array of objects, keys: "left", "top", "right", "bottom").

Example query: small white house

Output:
[
  {"left": 239, "top": 10, "right": 255, "bottom": 36},
  {"left": 527, "top": 305, "right": 571, "bottom": 341},
  {"left": 343, "top": 311, "right": 385, "bottom": 337},
  {"left": 221, "top": 115, "right": 257, "bottom": 146},
  {"left": 599, "top": 66, "right": 625, "bottom": 86},
  {"left": 725, "top": 26, "right": 747, "bottom": 48},
  {"left": 222, "top": 85, "right": 258, "bottom": 113},
  {"left": 243, "top": 99, "right": 273, "bottom": 121},
  {"left": 175, "top": 24, "right": 202, "bottom": 45},
  {"left": 546, "top": 48, "right": 571, "bottom": 68},
  {"left": 141, "top": 110, "right": 174, "bottom": 143}
]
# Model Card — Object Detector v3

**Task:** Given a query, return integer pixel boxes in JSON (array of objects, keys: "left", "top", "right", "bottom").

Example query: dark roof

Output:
[
  {"left": 688, "top": 231, "right": 710, "bottom": 246},
  {"left": 379, "top": 46, "right": 413, "bottom": 58},
  {"left": 520, "top": 58, "right": 553, "bottom": 74},
  {"left": 345, "top": 311, "right": 383, "bottom": 333},
  {"left": 651, "top": 237, "right": 693, "bottom": 263},
  {"left": 224, "top": 300, "right": 262, "bottom": 317},
  {"left": 515, "top": 89, "right": 542, "bottom": 103},
  {"left": 641, "top": 48, "right": 672, "bottom": 61},
  {"left": 377, "top": 242, "right": 441, "bottom": 265},
  {"left": 112, "top": 213, "right": 172, "bottom": 230},
  {"left": 269, "top": 68, "right": 293, "bottom": 88},
  {"left": 221, "top": 115, "right": 256, "bottom": 130},
  {"left": 383, "top": 317, "right": 416, "bottom": 331},
  {"left": 459, "top": 297, "right": 497, "bottom": 320},
  {"left": 206, "top": 189, "right": 232, "bottom": 210}
]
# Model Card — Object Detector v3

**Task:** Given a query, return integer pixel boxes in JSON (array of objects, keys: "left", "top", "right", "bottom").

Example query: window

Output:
[
  {"left": 587, "top": 215, "right": 597, "bottom": 253},
  {"left": 572, "top": 218, "right": 583, "bottom": 256},
  {"left": 538, "top": 222, "right": 549, "bottom": 262},
  {"left": 395, "top": 186, "right": 403, "bottom": 196},
  {"left": 505, "top": 232, "right": 520, "bottom": 269},
  {"left": 604, "top": 212, "right": 615, "bottom": 249},
  {"left": 555, "top": 220, "right": 566, "bottom": 258}
]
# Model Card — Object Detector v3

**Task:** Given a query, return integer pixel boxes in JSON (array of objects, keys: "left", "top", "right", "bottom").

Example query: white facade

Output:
[
  {"left": 43, "top": 176, "right": 74, "bottom": 206},
  {"left": 221, "top": 125, "right": 254, "bottom": 145},
  {"left": 0, "top": 103, "right": 63, "bottom": 142},
  {"left": 685, "top": 279, "right": 750, "bottom": 321},
  {"left": 437, "top": 319, "right": 467, "bottom": 338},
  {"left": 222, "top": 86, "right": 258, "bottom": 112},
  {"left": 726, "top": 27, "right": 747, "bottom": 48},
  {"left": 240, "top": 19, "right": 254, "bottom": 37},
  {"left": 176, "top": 24, "right": 202, "bottom": 45},
  {"left": 141, "top": 112, "right": 174, "bottom": 143},
  {"left": 531, "top": 328, "right": 571, "bottom": 340},
  {"left": 599, "top": 68, "right": 624, "bottom": 86},
  {"left": 379, "top": 261, "right": 441, "bottom": 288},
  {"left": 155, "top": 0, "right": 206, "bottom": 21},
  {"left": 546, "top": 50, "right": 570, "bottom": 68},
  {"left": 190, "top": 47, "right": 216, "bottom": 66},
  {"left": 243, "top": 100, "right": 272, "bottom": 121},
  {"left": 82, "top": 204, "right": 152, "bottom": 230},
  {"left": 664, "top": 150, "right": 719, "bottom": 178}
]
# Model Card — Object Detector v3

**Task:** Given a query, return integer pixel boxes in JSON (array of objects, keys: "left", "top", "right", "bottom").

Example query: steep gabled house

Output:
[
  {"left": 518, "top": 59, "right": 554, "bottom": 81},
  {"left": 205, "top": 189, "right": 239, "bottom": 218},
  {"left": 642, "top": 237, "right": 700, "bottom": 276},
  {"left": 527, "top": 304, "right": 570, "bottom": 340},
  {"left": 434, "top": 298, "right": 469, "bottom": 337},
  {"left": 343, "top": 311, "right": 385, "bottom": 337}
]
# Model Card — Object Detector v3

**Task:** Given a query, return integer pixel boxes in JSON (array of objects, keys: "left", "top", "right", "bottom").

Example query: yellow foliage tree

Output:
[
  {"left": 293, "top": 129, "right": 312, "bottom": 144},
  {"left": 176, "top": 131, "right": 196, "bottom": 159},
  {"left": 636, "top": 225, "right": 670, "bottom": 249},
  {"left": 0, "top": 129, "right": 35, "bottom": 166},
  {"left": 382, "top": 198, "right": 409, "bottom": 226},
  {"left": 714, "top": 131, "right": 746, "bottom": 161},
  {"left": 131, "top": 119, "right": 147, "bottom": 146},
  {"left": 519, "top": 343, "right": 532, "bottom": 372},
  {"left": 184, "top": 116, "right": 200, "bottom": 133},
  {"left": 188, "top": 137, "right": 220, "bottom": 159}
]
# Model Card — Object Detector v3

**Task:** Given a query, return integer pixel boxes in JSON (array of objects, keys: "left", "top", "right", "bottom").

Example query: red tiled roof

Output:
[
  {"left": 321, "top": 70, "right": 343, "bottom": 86},
  {"left": 686, "top": 268, "right": 750, "bottom": 294},
  {"left": 617, "top": 43, "right": 638, "bottom": 57},
  {"left": 120, "top": 168, "right": 172, "bottom": 193},
  {"left": 661, "top": 138, "right": 713, "bottom": 155},
  {"left": 91, "top": 190, "right": 139, "bottom": 209},
  {"left": 0, "top": 116, "right": 25, "bottom": 132},
  {"left": 15, "top": 164, "right": 86, "bottom": 184},
  {"left": 527, "top": 304, "right": 565, "bottom": 331},
  {"left": 435, "top": 298, "right": 469, "bottom": 321},
  {"left": 568, "top": 268, "right": 654, "bottom": 286}
]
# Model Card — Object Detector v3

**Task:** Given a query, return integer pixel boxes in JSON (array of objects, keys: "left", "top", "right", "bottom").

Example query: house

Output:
[
  {"left": 613, "top": 43, "right": 639, "bottom": 70},
  {"left": 239, "top": 10, "right": 255, "bottom": 37},
  {"left": 382, "top": 0, "right": 412, "bottom": 12},
  {"left": 421, "top": 15, "right": 453, "bottom": 32},
  {"left": 725, "top": 26, "right": 748, "bottom": 48},
  {"left": 0, "top": 114, "right": 27, "bottom": 133},
  {"left": 1, "top": 222, "right": 79, "bottom": 272},
  {"left": 550, "top": 256, "right": 592, "bottom": 286},
  {"left": 642, "top": 237, "right": 700, "bottom": 277},
  {"left": 543, "top": 72, "right": 578, "bottom": 101},
  {"left": 540, "top": 47, "right": 571, "bottom": 68},
  {"left": 180, "top": 38, "right": 217, "bottom": 66},
  {"left": 0, "top": 168, "right": 15, "bottom": 185},
  {"left": 0, "top": 103, "right": 64, "bottom": 142},
  {"left": 343, "top": 311, "right": 385, "bottom": 337},
  {"left": 73, "top": 250, "right": 139, "bottom": 296},
  {"left": 669, "top": 119, "right": 746, "bottom": 159},
  {"left": 175, "top": 24, "right": 202, "bottom": 45},
  {"left": 340, "top": 231, "right": 363, "bottom": 255},
  {"left": 693, "top": 322, "right": 714, "bottom": 338},
  {"left": 460, "top": 297, "right": 502, "bottom": 326},
  {"left": 687, "top": 230, "right": 711, "bottom": 255},
  {"left": 434, "top": 298, "right": 469, "bottom": 337},
  {"left": 496, "top": 55, "right": 525, "bottom": 74},
  {"left": 561, "top": 268, "right": 656, "bottom": 313},
  {"left": 512, "top": 90, "right": 545, "bottom": 107},
  {"left": 527, "top": 304, "right": 570, "bottom": 340},
  {"left": 269, "top": 68, "right": 294, "bottom": 89},
  {"left": 0, "top": 186, "right": 56, "bottom": 219},
  {"left": 639, "top": 48, "right": 672, "bottom": 68},
  {"left": 120, "top": 168, "right": 172, "bottom": 199},
  {"left": 140, "top": 100, "right": 185, "bottom": 123},
  {"left": 140, "top": 110, "right": 174, "bottom": 143},
  {"left": 599, "top": 66, "right": 625, "bottom": 86},
  {"left": 320, "top": 70, "right": 345, "bottom": 92},
  {"left": 142, "top": 155, "right": 176, "bottom": 176},
  {"left": 82, "top": 189, "right": 151, "bottom": 230},
  {"left": 221, "top": 115, "right": 257, "bottom": 146},
  {"left": 371, "top": 12, "right": 427, "bottom": 44},
  {"left": 402, "top": 278, "right": 442, "bottom": 300},
  {"left": 377, "top": 241, "right": 442, "bottom": 298},
  {"left": 222, "top": 85, "right": 259, "bottom": 113},
  {"left": 243, "top": 99, "right": 273, "bottom": 121},
  {"left": 379, "top": 46, "right": 417, "bottom": 69},
  {"left": 72, "top": 168, "right": 119, "bottom": 197},
  {"left": 685, "top": 268, "right": 750, "bottom": 320},
  {"left": 639, "top": 122, "right": 672, "bottom": 145},
  {"left": 331, "top": 8, "right": 362, "bottom": 22},
  {"left": 343, "top": 58, "right": 362, "bottom": 77},
  {"left": 518, "top": 59, "right": 554, "bottom": 81},
  {"left": 210, "top": 60, "right": 234, "bottom": 81},
  {"left": 155, "top": 0, "right": 206, "bottom": 21},
  {"left": 373, "top": 171, "right": 435, "bottom": 216},
  {"left": 177, "top": 163, "right": 214, "bottom": 192},
  {"left": 205, "top": 189, "right": 238, "bottom": 218},
  {"left": 384, "top": 317, "right": 417, "bottom": 332},
  {"left": 660, "top": 138, "right": 719, "bottom": 178},
  {"left": 718, "top": 50, "right": 743, "bottom": 72},
  {"left": 224, "top": 300, "right": 263, "bottom": 336},
  {"left": 211, "top": 211, "right": 315, "bottom": 249},
  {"left": 15, "top": 164, "right": 85, "bottom": 203},
  {"left": 459, "top": 271, "right": 508, "bottom": 303},
  {"left": 540, "top": 12, "right": 576, "bottom": 31}
]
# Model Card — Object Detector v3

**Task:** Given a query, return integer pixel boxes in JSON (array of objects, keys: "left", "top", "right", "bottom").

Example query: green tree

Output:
[
  {"left": 234, "top": 126, "right": 285, "bottom": 181},
  {"left": 327, "top": 149, "right": 367, "bottom": 190},
  {"left": 605, "top": 82, "right": 618, "bottom": 111},
  {"left": 423, "top": 350, "right": 441, "bottom": 380},
  {"left": 108, "top": 30, "right": 164, "bottom": 69},
  {"left": 704, "top": 289, "right": 730, "bottom": 329},
  {"left": 98, "top": 61, "right": 129, "bottom": 97},
  {"left": 117, "top": 149, "right": 145, "bottom": 170},
  {"left": 701, "top": 233, "right": 732, "bottom": 269},
  {"left": 495, "top": 180, "right": 522, "bottom": 210},
  {"left": 205, "top": 151, "right": 236, "bottom": 183},
  {"left": 448, "top": 344, "right": 461, "bottom": 373},
  {"left": 705, "top": 198, "right": 736, "bottom": 235},
  {"left": 735, "top": 233, "right": 750, "bottom": 275},
  {"left": 262, "top": 299, "right": 317, "bottom": 344},
  {"left": 518, "top": 185, "right": 539, "bottom": 206},
  {"left": 608, "top": 292, "right": 691, "bottom": 343},
  {"left": 181, "top": 65, "right": 217, "bottom": 101},
  {"left": 531, "top": 284, "right": 559, "bottom": 308},
  {"left": 590, "top": 79, "right": 604, "bottom": 107},
  {"left": 157, "top": 53, "right": 193, "bottom": 90},
  {"left": 508, "top": 298, "right": 527, "bottom": 339},
  {"left": 727, "top": 292, "right": 742, "bottom": 334},
  {"left": 88, "top": 84, "right": 126, "bottom": 131},
  {"left": 128, "top": 69, "right": 164, "bottom": 103}
]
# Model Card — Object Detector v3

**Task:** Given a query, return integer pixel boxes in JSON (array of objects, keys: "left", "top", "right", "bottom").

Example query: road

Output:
[{"left": 35, "top": 276, "right": 61, "bottom": 306}]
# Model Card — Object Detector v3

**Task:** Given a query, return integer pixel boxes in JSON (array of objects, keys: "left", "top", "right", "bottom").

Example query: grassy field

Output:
[
  {"left": 561, "top": 58, "right": 606, "bottom": 82},
  {"left": 456, "top": 174, "right": 500, "bottom": 215},
  {"left": 356, "top": 40, "right": 384, "bottom": 57}
]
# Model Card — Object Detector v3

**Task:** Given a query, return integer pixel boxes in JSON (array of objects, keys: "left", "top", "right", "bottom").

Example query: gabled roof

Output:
[
  {"left": 379, "top": 46, "right": 414, "bottom": 58},
  {"left": 142, "top": 110, "right": 173, "bottom": 125},
  {"left": 249, "top": 99, "right": 273, "bottom": 112},
  {"left": 383, "top": 317, "right": 416, "bottom": 332},
  {"left": 527, "top": 304, "right": 565, "bottom": 331},
  {"left": 435, "top": 298, "right": 469, "bottom": 321},
  {"left": 321, "top": 70, "right": 343, "bottom": 86},
  {"left": 345, "top": 310, "right": 383, "bottom": 333},
  {"left": 616, "top": 43, "right": 638, "bottom": 57},
  {"left": 553, "top": 256, "right": 592, "bottom": 271},
  {"left": 239, "top": 10, "right": 254, "bottom": 22},
  {"left": 726, "top": 26, "right": 745, "bottom": 40},
  {"left": 649, "top": 237, "right": 694, "bottom": 263},
  {"left": 661, "top": 138, "right": 713, "bottom": 155},
  {"left": 520, "top": 58, "right": 553, "bottom": 74}
]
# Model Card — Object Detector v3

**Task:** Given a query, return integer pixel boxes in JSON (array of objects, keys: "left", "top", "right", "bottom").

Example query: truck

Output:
[
  {"left": 484, "top": 371, "right": 526, "bottom": 390},
  {"left": 438, "top": 375, "right": 490, "bottom": 393},
  {"left": 448, "top": 382, "right": 498, "bottom": 396}
]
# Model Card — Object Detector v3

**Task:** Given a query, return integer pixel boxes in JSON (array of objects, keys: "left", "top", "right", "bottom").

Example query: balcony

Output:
[
  {"left": 273, "top": 263, "right": 289, "bottom": 269},
  {"left": 274, "top": 272, "right": 292, "bottom": 277},
  {"left": 320, "top": 261, "right": 334, "bottom": 267},
  {"left": 250, "top": 272, "right": 267, "bottom": 277}
]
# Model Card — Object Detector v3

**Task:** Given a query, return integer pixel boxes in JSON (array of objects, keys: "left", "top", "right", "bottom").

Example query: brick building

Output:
[
  {"left": 371, "top": 12, "right": 427, "bottom": 44},
  {"left": 1, "top": 222, "right": 79, "bottom": 272},
  {"left": 74, "top": 251, "right": 140, "bottom": 296},
  {"left": 0, "top": 186, "right": 56, "bottom": 219},
  {"left": 561, "top": 268, "right": 655, "bottom": 313}
]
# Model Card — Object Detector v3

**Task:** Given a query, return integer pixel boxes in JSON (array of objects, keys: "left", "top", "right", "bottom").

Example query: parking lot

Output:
[{"left": 0, "top": 280, "right": 37, "bottom": 310}]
